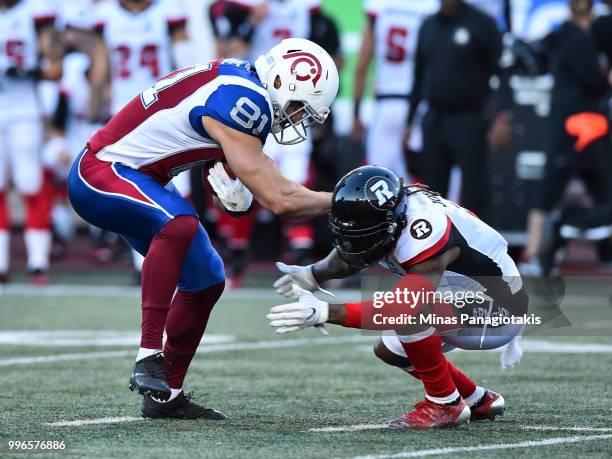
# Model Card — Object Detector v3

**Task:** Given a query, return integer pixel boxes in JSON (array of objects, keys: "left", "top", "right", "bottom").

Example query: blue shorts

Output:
[{"left": 68, "top": 149, "right": 224, "bottom": 291}]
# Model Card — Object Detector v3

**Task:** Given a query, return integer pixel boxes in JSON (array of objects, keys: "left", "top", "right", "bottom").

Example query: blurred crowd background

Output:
[{"left": 0, "top": 0, "right": 611, "bottom": 286}]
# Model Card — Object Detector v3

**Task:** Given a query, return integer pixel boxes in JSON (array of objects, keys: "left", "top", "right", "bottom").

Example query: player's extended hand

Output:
[
  {"left": 273, "top": 262, "right": 336, "bottom": 301},
  {"left": 267, "top": 285, "right": 329, "bottom": 335},
  {"left": 207, "top": 161, "right": 253, "bottom": 213}
]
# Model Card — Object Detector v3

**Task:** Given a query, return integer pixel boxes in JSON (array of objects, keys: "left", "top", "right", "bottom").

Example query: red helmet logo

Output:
[{"left": 282, "top": 51, "right": 322, "bottom": 87}]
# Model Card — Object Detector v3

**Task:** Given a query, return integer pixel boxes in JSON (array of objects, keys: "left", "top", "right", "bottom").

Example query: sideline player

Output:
[
  {"left": 269, "top": 166, "right": 527, "bottom": 429},
  {"left": 0, "top": 0, "right": 60, "bottom": 282},
  {"left": 68, "top": 38, "right": 339, "bottom": 419},
  {"left": 91, "top": 0, "right": 193, "bottom": 272},
  {"left": 352, "top": 0, "right": 437, "bottom": 180}
]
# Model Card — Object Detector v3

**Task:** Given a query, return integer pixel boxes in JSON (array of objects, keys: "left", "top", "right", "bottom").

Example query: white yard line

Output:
[
  {"left": 0, "top": 350, "right": 134, "bottom": 367},
  {"left": 0, "top": 284, "right": 359, "bottom": 301},
  {"left": 0, "top": 335, "right": 374, "bottom": 367},
  {"left": 309, "top": 424, "right": 612, "bottom": 434},
  {"left": 309, "top": 424, "right": 387, "bottom": 433},
  {"left": 48, "top": 416, "right": 143, "bottom": 427},
  {"left": 352, "top": 434, "right": 612, "bottom": 459}
]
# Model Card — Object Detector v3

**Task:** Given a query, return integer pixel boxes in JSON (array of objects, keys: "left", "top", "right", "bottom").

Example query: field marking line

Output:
[
  {"left": 0, "top": 335, "right": 374, "bottom": 367},
  {"left": 0, "top": 350, "right": 133, "bottom": 367},
  {"left": 352, "top": 434, "right": 612, "bottom": 459},
  {"left": 309, "top": 424, "right": 387, "bottom": 433},
  {"left": 47, "top": 416, "right": 142, "bottom": 427},
  {"left": 309, "top": 423, "right": 612, "bottom": 434},
  {"left": 0, "top": 284, "right": 360, "bottom": 301}
]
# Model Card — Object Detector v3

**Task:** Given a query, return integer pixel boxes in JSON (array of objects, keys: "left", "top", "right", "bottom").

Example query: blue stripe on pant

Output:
[{"left": 68, "top": 150, "right": 224, "bottom": 291}]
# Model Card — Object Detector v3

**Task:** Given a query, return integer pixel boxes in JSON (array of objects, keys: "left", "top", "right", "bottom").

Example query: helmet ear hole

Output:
[{"left": 274, "top": 75, "right": 282, "bottom": 89}]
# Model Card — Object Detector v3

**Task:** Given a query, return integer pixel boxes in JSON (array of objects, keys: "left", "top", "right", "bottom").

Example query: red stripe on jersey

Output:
[
  {"left": 139, "top": 148, "right": 225, "bottom": 184},
  {"left": 88, "top": 62, "right": 220, "bottom": 156},
  {"left": 167, "top": 17, "right": 187, "bottom": 27},
  {"left": 78, "top": 150, "right": 157, "bottom": 206},
  {"left": 401, "top": 216, "right": 452, "bottom": 268},
  {"left": 34, "top": 14, "right": 56, "bottom": 26},
  {"left": 93, "top": 21, "right": 105, "bottom": 32}
]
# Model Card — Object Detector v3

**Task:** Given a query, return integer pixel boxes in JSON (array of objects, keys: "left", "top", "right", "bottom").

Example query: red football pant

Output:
[
  {"left": 164, "top": 282, "right": 225, "bottom": 388},
  {"left": 140, "top": 216, "right": 199, "bottom": 349}
]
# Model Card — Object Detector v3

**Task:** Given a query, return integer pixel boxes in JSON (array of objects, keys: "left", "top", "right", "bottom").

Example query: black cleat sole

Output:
[{"left": 129, "top": 383, "right": 171, "bottom": 401}]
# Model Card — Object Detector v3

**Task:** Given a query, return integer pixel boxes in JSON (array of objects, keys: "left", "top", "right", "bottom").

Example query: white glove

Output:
[
  {"left": 207, "top": 162, "right": 252, "bottom": 213},
  {"left": 267, "top": 285, "right": 330, "bottom": 335},
  {"left": 273, "top": 262, "right": 335, "bottom": 300},
  {"left": 500, "top": 335, "right": 523, "bottom": 369}
]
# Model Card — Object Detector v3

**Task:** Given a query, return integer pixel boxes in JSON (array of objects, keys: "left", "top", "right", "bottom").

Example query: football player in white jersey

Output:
[
  {"left": 0, "top": 0, "right": 61, "bottom": 282},
  {"left": 269, "top": 166, "right": 528, "bottom": 429},
  {"left": 352, "top": 0, "right": 438, "bottom": 181}
]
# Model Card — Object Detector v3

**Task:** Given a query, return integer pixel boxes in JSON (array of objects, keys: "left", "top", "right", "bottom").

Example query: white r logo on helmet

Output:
[
  {"left": 282, "top": 51, "right": 322, "bottom": 87},
  {"left": 370, "top": 179, "right": 394, "bottom": 207}
]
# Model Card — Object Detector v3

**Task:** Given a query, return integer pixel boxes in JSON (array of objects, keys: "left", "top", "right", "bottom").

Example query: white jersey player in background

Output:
[
  {"left": 0, "top": 0, "right": 60, "bottom": 282},
  {"left": 91, "top": 0, "right": 193, "bottom": 274},
  {"left": 352, "top": 0, "right": 438, "bottom": 181}
]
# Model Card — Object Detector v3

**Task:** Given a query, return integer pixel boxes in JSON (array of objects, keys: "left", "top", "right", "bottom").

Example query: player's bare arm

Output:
[
  {"left": 62, "top": 27, "right": 110, "bottom": 121},
  {"left": 36, "top": 20, "right": 62, "bottom": 80},
  {"left": 202, "top": 116, "right": 331, "bottom": 219},
  {"left": 312, "top": 249, "right": 362, "bottom": 284}
]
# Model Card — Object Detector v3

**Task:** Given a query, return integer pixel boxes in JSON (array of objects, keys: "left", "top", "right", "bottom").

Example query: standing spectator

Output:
[
  {"left": 535, "top": 0, "right": 612, "bottom": 274},
  {"left": 406, "top": 0, "right": 510, "bottom": 218},
  {"left": 352, "top": 0, "right": 437, "bottom": 181},
  {"left": 523, "top": 0, "right": 611, "bottom": 272}
]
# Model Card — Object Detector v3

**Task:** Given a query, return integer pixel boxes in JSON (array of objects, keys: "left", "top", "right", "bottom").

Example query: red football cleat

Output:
[
  {"left": 470, "top": 390, "right": 505, "bottom": 421},
  {"left": 390, "top": 398, "right": 471, "bottom": 430}
]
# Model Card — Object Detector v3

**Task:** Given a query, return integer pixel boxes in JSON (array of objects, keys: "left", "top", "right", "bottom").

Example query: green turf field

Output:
[{"left": 1, "top": 284, "right": 612, "bottom": 458}]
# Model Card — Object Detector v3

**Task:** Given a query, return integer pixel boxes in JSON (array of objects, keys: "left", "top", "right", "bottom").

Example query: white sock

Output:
[
  {"left": 0, "top": 229, "right": 9, "bottom": 273},
  {"left": 24, "top": 229, "right": 51, "bottom": 270},
  {"left": 152, "top": 388, "right": 182, "bottom": 403},
  {"left": 426, "top": 389, "right": 460, "bottom": 405},
  {"left": 464, "top": 386, "right": 486, "bottom": 407},
  {"left": 136, "top": 347, "right": 162, "bottom": 362}
]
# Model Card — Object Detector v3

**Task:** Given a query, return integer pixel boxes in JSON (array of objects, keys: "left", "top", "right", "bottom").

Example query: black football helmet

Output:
[{"left": 329, "top": 166, "right": 407, "bottom": 269}]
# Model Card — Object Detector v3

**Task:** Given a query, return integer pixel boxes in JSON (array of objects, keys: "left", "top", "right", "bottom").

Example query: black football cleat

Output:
[
  {"left": 141, "top": 391, "right": 227, "bottom": 420},
  {"left": 129, "top": 353, "right": 171, "bottom": 400}
]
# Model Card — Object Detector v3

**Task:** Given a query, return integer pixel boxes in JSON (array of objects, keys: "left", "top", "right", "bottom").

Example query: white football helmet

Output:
[{"left": 255, "top": 38, "right": 339, "bottom": 145}]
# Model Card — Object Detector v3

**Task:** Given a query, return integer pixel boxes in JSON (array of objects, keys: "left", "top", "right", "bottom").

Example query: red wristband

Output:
[{"left": 344, "top": 302, "right": 363, "bottom": 328}]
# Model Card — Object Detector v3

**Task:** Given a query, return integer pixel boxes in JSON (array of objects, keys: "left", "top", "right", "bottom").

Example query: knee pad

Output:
[{"left": 158, "top": 215, "right": 199, "bottom": 242}]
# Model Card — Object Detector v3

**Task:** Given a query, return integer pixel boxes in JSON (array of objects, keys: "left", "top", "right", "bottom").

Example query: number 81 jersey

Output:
[{"left": 88, "top": 59, "right": 273, "bottom": 183}]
